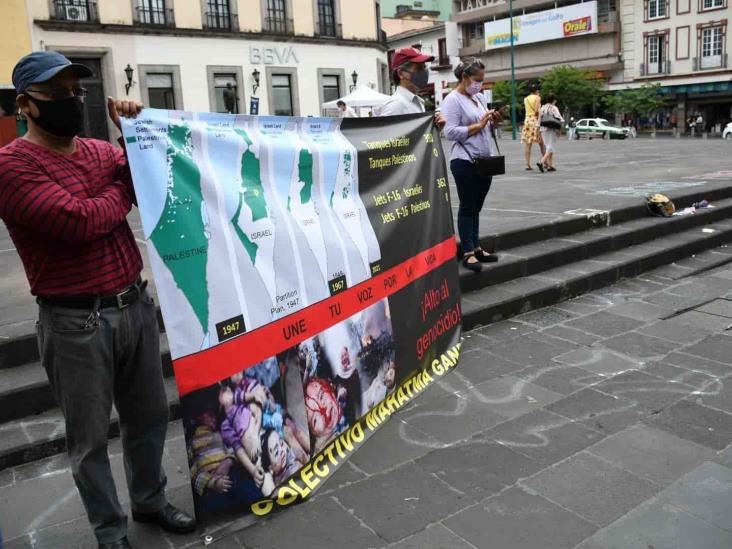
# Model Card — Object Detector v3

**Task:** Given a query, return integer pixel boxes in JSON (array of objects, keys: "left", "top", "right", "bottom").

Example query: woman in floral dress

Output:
[{"left": 521, "top": 83, "right": 545, "bottom": 170}]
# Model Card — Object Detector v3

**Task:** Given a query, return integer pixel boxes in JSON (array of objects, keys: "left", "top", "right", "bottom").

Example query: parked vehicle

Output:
[
  {"left": 575, "top": 118, "right": 630, "bottom": 140},
  {"left": 723, "top": 122, "right": 732, "bottom": 140}
]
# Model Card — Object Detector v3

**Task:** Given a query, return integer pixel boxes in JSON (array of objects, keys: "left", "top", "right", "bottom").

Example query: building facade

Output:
[
  {"left": 387, "top": 23, "right": 455, "bottom": 107},
  {"left": 1, "top": 0, "right": 388, "bottom": 140},
  {"left": 381, "top": 0, "right": 453, "bottom": 21},
  {"left": 452, "top": 0, "right": 623, "bottom": 83},
  {"left": 382, "top": 5, "right": 442, "bottom": 38},
  {"left": 614, "top": 0, "right": 732, "bottom": 134}
]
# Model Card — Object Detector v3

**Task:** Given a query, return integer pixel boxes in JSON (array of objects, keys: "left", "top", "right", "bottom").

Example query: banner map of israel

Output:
[{"left": 122, "top": 109, "right": 462, "bottom": 533}]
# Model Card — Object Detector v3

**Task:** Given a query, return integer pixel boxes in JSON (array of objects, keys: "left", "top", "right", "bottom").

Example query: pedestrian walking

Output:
[
  {"left": 441, "top": 59, "right": 501, "bottom": 272},
  {"left": 538, "top": 93, "right": 563, "bottom": 172},
  {"left": 379, "top": 47, "right": 446, "bottom": 129},
  {"left": 0, "top": 51, "right": 196, "bottom": 549},
  {"left": 337, "top": 100, "right": 357, "bottom": 118},
  {"left": 521, "top": 83, "right": 545, "bottom": 170},
  {"left": 568, "top": 117, "right": 576, "bottom": 140}
]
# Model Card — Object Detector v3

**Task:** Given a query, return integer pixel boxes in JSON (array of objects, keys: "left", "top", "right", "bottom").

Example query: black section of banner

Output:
[{"left": 340, "top": 113, "right": 455, "bottom": 271}]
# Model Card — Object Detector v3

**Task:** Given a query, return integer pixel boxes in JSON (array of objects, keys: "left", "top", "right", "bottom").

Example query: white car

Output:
[
  {"left": 723, "top": 122, "right": 732, "bottom": 140},
  {"left": 574, "top": 118, "right": 631, "bottom": 140}
]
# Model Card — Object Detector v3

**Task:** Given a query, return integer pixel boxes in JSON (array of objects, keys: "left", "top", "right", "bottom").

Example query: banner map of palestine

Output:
[{"left": 122, "top": 109, "right": 462, "bottom": 533}]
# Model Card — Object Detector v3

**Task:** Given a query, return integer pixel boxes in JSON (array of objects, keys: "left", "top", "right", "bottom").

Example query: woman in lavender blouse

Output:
[{"left": 441, "top": 59, "right": 502, "bottom": 272}]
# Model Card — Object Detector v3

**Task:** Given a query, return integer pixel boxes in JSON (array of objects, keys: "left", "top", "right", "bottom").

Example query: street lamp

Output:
[
  {"left": 252, "top": 68, "right": 260, "bottom": 95},
  {"left": 350, "top": 70, "right": 359, "bottom": 91},
  {"left": 124, "top": 64, "right": 134, "bottom": 96},
  {"left": 509, "top": 0, "right": 517, "bottom": 140}
]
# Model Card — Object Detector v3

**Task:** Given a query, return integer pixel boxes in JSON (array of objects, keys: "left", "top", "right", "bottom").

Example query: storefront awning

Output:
[{"left": 660, "top": 81, "right": 732, "bottom": 94}]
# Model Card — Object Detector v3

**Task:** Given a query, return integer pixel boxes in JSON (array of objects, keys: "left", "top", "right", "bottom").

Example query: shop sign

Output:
[
  {"left": 249, "top": 46, "right": 299, "bottom": 65},
  {"left": 484, "top": 1, "right": 597, "bottom": 50}
]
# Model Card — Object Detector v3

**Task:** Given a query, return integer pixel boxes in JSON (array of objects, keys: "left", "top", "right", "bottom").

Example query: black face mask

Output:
[
  {"left": 27, "top": 95, "right": 85, "bottom": 138},
  {"left": 408, "top": 69, "right": 429, "bottom": 91}
]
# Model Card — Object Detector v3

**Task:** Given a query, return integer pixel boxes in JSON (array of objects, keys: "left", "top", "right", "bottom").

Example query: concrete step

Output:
[
  {"left": 0, "top": 335, "right": 172, "bottom": 424},
  {"left": 3, "top": 198, "right": 730, "bottom": 374},
  {"left": 0, "top": 375, "right": 181, "bottom": 471},
  {"left": 1, "top": 202, "right": 731, "bottom": 431},
  {"left": 475, "top": 183, "right": 732, "bottom": 253},
  {"left": 2, "top": 186, "right": 731, "bottom": 470},
  {"left": 460, "top": 197, "right": 732, "bottom": 293},
  {"left": 461, "top": 221, "right": 732, "bottom": 331},
  {"left": 2, "top": 235, "right": 731, "bottom": 472},
  {"left": 1, "top": 185, "right": 729, "bottom": 372}
]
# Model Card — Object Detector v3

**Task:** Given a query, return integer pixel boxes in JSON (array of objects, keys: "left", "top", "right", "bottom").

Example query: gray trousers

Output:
[{"left": 37, "top": 289, "right": 169, "bottom": 543}]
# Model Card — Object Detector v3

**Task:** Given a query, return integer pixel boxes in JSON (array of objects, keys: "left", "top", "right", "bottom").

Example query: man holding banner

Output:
[{"left": 0, "top": 52, "right": 195, "bottom": 549}]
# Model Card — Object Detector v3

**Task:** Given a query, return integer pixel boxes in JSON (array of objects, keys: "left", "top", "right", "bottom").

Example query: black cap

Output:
[{"left": 12, "top": 51, "right": 92, "bottom": 93}]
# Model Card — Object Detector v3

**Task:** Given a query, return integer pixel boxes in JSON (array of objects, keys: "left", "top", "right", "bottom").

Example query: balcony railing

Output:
[
  {"left": 135, "top": 6, "right": 175, "bottom": 27},
  {"left": 264, "top": 16, "right": 294, "bottom": 34},
  {"left": 204, "top": 11, "right": 238, "bottom": 31},
  {"left": 694, "top": 53, "right": 728, "bottom": 70},
  {"left": 640, "top": 60, "right": 671, "bottom": 76},
  {"left": 598, "top": 10, "right": 618, "bottom": 24},
  {"left": 52, "top": 0, "right": 99, "bottom": 23},
  {"left": 315, "top": 21, "right": 342, "bottom": 38}
]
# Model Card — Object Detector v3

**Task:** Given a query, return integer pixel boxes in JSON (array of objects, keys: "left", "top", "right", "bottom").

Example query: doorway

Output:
[{"left": 68, "top": 56, "right": 109, "bottom": 141}]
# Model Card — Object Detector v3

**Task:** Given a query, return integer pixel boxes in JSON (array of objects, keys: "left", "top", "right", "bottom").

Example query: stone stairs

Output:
[{"left": 1, "top": 185, "right": 732, "bottom": 471}]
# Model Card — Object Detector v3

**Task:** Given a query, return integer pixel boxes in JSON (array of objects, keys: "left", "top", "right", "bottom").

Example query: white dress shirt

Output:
[
  {"left": 378, "top": 86, "right": 425, "bottom": 116},
  {"left": 339, "top": 106, "right": 358, "bottom": 118}
]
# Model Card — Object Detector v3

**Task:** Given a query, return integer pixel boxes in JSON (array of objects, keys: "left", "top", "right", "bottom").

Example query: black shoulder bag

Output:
[{"left": 457, "top": 126, "right": 505, "bottom": 177}]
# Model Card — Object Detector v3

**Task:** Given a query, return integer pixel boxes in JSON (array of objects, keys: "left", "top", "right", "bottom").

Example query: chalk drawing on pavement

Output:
[
  {"left": 592, "top": 181, "right": 706, "bottom": 197},
  {"left": 683, "top": 171, "right": 732, "bottom": 180}
]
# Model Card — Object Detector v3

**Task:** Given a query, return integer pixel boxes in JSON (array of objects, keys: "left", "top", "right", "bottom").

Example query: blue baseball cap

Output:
[{"left": 12, "top": 51, "right": 92, "bottom": 93}]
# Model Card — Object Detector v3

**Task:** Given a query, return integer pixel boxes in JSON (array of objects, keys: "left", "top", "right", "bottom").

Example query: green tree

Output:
[
  {"left": 539, "top": 65, "right": 604, "bottom": 118},
  {"left": 491, "top": 79, "right": 527, "bottom": 117},
  {"left": 603, "top": 83, "right": 665, "bottom": 121}
]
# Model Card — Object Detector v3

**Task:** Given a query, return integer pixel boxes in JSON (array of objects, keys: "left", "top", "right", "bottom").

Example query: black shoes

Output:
[
  {"left": 536, "top": 162, "right": 545, "bottom": 173},
  {"left": 462, "top": 254, "right": 482, "bottom": 272},
  {"left": 462, "top": 249, "right": 499, "bottom": 272},
  {"left": 132, "top": 503, "right": 197, "bottom": 534},
  {"left": 474, "top": 249, "right": 499, "bottom": 263},
  {"left": 99, "top": 537, "right": 132, "bottom": 549}
]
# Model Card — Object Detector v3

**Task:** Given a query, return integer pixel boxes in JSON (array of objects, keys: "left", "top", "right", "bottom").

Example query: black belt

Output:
[{"left": 37, "top": 277, "right": 147, "bottom": 310}]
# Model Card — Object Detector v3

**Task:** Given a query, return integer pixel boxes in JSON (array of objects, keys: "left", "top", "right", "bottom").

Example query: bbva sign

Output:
[{"left": 249, "top": 46, "right": 299, "bottom": 65}]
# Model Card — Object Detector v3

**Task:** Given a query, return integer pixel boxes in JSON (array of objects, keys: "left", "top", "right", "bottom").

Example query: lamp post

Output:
[
  {"left": 509, "top": 0, "right": 517, "bottom": 140},
  {"left": 350, "top": 70, "right": 359, "bottom": 92},
  {"left": 124, "top": 64, "right": 134, "bottom": 96}
]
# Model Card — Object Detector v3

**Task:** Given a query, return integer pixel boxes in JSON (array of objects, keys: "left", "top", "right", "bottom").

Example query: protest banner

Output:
[{"left": 122, "top": 110, "right": 462, "bottom": 540}]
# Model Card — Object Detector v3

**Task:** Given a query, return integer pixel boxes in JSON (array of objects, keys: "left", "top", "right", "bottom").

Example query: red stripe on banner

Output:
[{"left": 174, "top": 236, "right": 458, "bottom": 396}]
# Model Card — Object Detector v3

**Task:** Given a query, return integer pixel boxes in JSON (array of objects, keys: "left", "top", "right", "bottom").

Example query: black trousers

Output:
[
  {"left": 450, "top": 159, "right": 493, "bottom": 254},
  {"left": 37, "top": 289, "right": 169, "bottom": 543}
]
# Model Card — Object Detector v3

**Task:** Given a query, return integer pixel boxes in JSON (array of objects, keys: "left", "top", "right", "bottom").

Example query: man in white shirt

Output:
[
  {"left": 337, "top": 100, "right": 358, "bottom": 118},
  {"left": 379, "top": 48, "right": 445, "bottom": 129}
]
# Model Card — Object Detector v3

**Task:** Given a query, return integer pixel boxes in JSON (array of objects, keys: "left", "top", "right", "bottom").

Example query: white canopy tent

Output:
[{"left": 321, "top": 85, "right": 392, "bottom": 117}]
